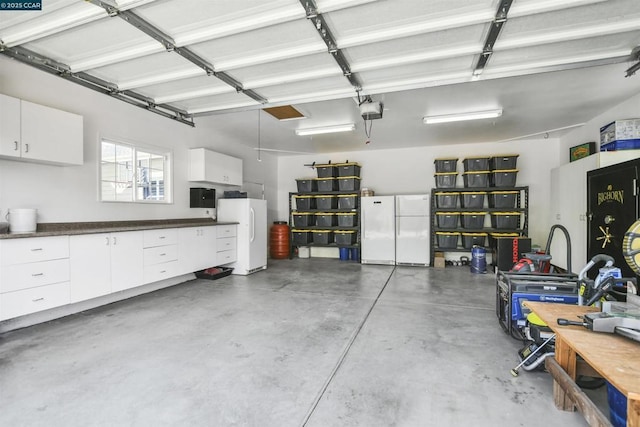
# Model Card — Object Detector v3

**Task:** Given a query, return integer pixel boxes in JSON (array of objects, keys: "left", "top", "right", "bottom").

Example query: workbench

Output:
[{"left": 524, "top": 301, "right": 640, "bottom": 427}]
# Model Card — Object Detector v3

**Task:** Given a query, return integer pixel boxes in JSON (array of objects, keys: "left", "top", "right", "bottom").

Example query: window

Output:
[{"left": 100, "top": 138, "right": 172, "bottom": 203}]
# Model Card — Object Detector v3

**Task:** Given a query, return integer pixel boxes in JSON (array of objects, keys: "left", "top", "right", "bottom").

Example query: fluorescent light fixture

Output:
[
  {"left": 423, "top": 109, "right": 502, "bottom": 124},
  {"left": 295, "top": 124, "right": 355, "bottom": 136}
]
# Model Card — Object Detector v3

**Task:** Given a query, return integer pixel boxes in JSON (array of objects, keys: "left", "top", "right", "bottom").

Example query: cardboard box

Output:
[
  {"left": 434, "top": 252, "right": 445, "bottom": 268},
  {"left": 600, "top": 119, "right": 640, "bottom": 146}
]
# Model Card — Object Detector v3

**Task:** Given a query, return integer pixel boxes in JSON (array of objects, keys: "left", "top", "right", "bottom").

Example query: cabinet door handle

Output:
[
  {"left": 24, "top": 143, "right": 29, "bottom": 153},
  {"left": 32, "top": 297, "right": 44, "bottom": 302},
  {"left": 14, "top": 141, "right": 19, "bottom": 151},
  {"left": 32, "top": 272, "right": 44, "bottom": 277},
  {"left": 160, "top": 253, "right": 166, "bottom": 256},
  {"left": 30, "top": 248, "right": 43, "bottom": 252},
  {"left": 106, "top": 237, "right": 110, "bottom": 245},
  {"left": 112, "top": 236, "right": 117, "bottom": 245},
  {"left": 159, "top": 236, "right": 166, "bottom": 239},
  {"left": 160, "top": 270, "right": 166, "bottom": 274}
]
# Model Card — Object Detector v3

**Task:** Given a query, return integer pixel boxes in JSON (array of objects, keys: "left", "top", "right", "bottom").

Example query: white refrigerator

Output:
[
  {"left": 395, "top": 194, "right": 430, "bottom": 266},
  {"left": 217, "top": 198, "right": 267, "bottom": 275},
  {"left": 361, "top": 196, "right": 396, "bottom": 265}
]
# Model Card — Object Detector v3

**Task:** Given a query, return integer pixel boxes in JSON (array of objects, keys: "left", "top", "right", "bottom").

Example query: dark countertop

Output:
[{"left": 0, "top": 218, "right": 238, "bottom": 239}]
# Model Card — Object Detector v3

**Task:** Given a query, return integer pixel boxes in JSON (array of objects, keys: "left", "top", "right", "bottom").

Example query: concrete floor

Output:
[{"left": 0, "top": 259, "right": 605, "bottom": 426}]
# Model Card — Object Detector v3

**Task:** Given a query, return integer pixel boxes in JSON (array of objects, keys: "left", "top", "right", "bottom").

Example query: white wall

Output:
[
  {"left": 277, "top": 138, "right": 561, "bottom": 247},
  {"left": 560, "top": 91, "right": 640, "bottom": 164},
  {"left": 0, "top": 56, "right": 278, "bottom": 226}
]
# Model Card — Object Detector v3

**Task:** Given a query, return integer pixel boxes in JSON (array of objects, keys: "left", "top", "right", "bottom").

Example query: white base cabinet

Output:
[
  {"left": 0, "top": 224, "right": 235, "bottom": 322},
  {"left": 0, "top": 236, "right": 70, "bottom": 320},
  {"left": 178, "top": 226, "right": 217, "bottom": 274},
  {"left": 70, "top": 231, "right": 144, "bottom": 303}
]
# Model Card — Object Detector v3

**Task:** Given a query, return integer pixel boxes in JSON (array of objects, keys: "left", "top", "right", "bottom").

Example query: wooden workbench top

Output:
[{"left": 524, "top": 301, "right": 640, "bottom": 398}]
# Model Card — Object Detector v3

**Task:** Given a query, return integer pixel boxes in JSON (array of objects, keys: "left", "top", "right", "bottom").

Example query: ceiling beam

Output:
[
  {"left": 299, "top": 0, "right": 362, "bottom": 92},
  {"left": 473, "top": 0, "right": 513, "bottom": 77},
  {"left": 0, "top": 45, "right": 195, "bottom": 126},
  {"left": 85, "top": 0, "right": 268, "bottom": 104}
]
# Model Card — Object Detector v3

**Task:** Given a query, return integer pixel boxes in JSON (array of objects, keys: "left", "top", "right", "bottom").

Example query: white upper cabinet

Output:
[
  {"left": 0, "top": 93, "right": 84, "bottom": 166},
  {"left": 188, "top": 148, "right": 243, "bottom": 186}
]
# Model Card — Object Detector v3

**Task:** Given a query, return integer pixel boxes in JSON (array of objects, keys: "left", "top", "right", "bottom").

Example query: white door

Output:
[
  {"left": 111, "top": 231, "right": 144, "bottom": 292},
  {"left": 70, "top": 233, "right": 112, "bottom": 303},
  {"left": 396, "top": 216, "right": 430, "bottom": 265},
  {"left": 249, "top": 199, "right": 268, "bottom": 271},
  {"left": 0, "top": 94, "right": 21, "bottom": 158},
  {"left": 396, "top": 194, "right": 430, "bottom": 216},
  {"left": 361, "top": 196, "right": 395, "bottom": 264}
]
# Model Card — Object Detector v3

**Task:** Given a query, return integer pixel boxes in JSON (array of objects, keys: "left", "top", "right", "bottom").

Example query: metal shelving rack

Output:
[
  {"left": 289, "top": 191, "right": 361, "bottom": 256},
  {"left": 429, "top": 186, "right": 529, "bottom": 265}
]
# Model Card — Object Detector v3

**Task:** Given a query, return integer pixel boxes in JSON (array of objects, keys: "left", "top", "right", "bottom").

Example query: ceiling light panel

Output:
[
  {"left": 0, "top": 1, "right": 107, "bottom": 47},
  {"left": 23, "top": 17, "right": 163, "bottom": 71},
  {"left": 423, "top": 109, "right": 503, "bottom": 124},
  {"left": 88, "top": 51, "right": 205, "bottom": 89},
  {"left": 295, "top": 124, "right": 355, "bottom": 136},
  {"left": 185, "top": 19, "right": 325, "bottom": 71}
]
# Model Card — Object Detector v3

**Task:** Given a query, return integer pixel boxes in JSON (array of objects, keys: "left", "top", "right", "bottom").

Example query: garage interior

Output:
[{"left": 1, "top": 0, "right": 640, "bottom": 426}]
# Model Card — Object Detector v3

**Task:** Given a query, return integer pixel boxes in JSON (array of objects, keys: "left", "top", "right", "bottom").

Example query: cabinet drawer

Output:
[
  {"left": 0, "top": 236, "right": 69, "bottom": 266},
  {"left": 216, "top": 237, "right": 237, "bottom": 252},
  {"left": 1, "top": 258, "right": 70, "bottom": 293},
  {"left": 216, "top": 250, "right": 237, "bottom": 265},
  {"left": 143, "top": 245, "right": 178, "bottom": 266},
  {"left": 143, "top": 228, "right": 177, "bottom": 248},
  {"left": 216, "top": 225, "right": 237, "bottom": 238},
  {"left": 0, "top": 281, "right": 70, "bottom": 320},
  {"left": 143, "top": 260, "right": 179, "bottom": 284}
]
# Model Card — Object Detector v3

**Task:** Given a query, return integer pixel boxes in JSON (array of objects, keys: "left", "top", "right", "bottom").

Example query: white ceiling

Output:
[{"left": 1, "top": 0, "right": 640, "bottom": 155}]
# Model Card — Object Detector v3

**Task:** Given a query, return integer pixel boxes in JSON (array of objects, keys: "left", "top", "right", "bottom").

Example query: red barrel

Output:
[{"left": 270, "top": 221, "right": 290, "bottom": 259}]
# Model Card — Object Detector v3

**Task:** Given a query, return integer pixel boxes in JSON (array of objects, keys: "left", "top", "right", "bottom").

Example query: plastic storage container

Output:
[
  {"left": 294, "top": 195, "right": 316, "bottom": 210},
  {"left": 296, "top": 178, "right": 317, "bottom": 193},
  {"left": 337, "top": 194, "right": 358, "bottom": 209},
  {"left": 335, "top": 162, "right": 361, "bottom": 177},
  {"left": 436, "top": 232, "right": 460, "bottom": 248},
  {"left": 315, "top": 195, "right": 337, "bottom": 210},
  {"left": 490, "top": 169, "right": 518, "bottom": 187},
  {"left": 337, "top": 212, "right": 358, "bottom": 227},
  {"left": 488, "top": 232, "right": 520, "bottom": 248},
  {"left": 460, "top": 191, "right": 486, "bottom": 208},
  {"left": 434, "top": 158, "right": 458, "bottom": 173},
  {"left": 491, "top": 212, "right": 520, "bottom": 229},
  {"left": 606, "top": 381, "right": 627, "bottom": 427},
  {"left": 463, "top": 170, "right": 490, "bottom": 188},
  {"left": 292, "top": 212, "right": 315, "bottom": 227},
  {"left": 488, "top": 191, "right": 518, "bottom": 208},
  {"left": 461, "top": 212, "right": 486, "bottom": 229},
  {"left": 315, "top": 163, "right": 337, "bottom": 178},
  {"left": 315, "top": 212, "right": 337, "bottom": 227},
  {"left": 463, "top": 157, "right": 490, "bottom": 171},
  {"left": 334, "top": 230, "right": 357, "bottom": 245},
  {"left": 313, "top": 230, "right": 334, "bottom": 245},
  {"left": 462, "top": 232, "right": 487, "bottom": 249},
  {"left": 435, "top": 192, "right": 459, "bottom": 208},
  {"left": 292, "top": 229, "right": 313, "bottom": 245},
  {"left": 490, "top": 155, "right": 519, "bottom": 170},
  {"left": 436, "top": 212, "right": 460, "bottom": 228},
  {"left": 316, "top": 177, "right": 337, "bottom": 192},
  {"left": 338, "top": 176, "right": 361, "bottom": 192},
  {"left": 434, "top": 172, "right": 458, "bottom": 188}
]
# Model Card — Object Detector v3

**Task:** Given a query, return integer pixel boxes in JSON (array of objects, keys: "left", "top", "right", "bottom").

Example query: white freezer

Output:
[
  {"left": 395, "top": 194, "right": 430, "bottom": 266},
  {"left": 217, "top": 198, "right": 267, "bottom": 275},
  {"left": 361, "top": 196, "right": 396, "bottom": 265}
]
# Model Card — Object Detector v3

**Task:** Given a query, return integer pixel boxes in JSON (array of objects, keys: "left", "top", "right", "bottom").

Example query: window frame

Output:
[{"left": 99, "top": 136, "right": 173, "bottom": 204}]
